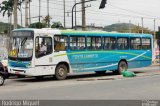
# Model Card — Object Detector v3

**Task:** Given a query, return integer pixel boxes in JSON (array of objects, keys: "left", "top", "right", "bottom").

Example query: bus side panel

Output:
[
  {"left": 66, "top": 51, "right": 119, "bottom": 73},
  {"left": 127, "top": 50, "right": 152, "bottom": 68},
  {"left": 66, "top": 50, "right": 152, "bottom": 73}
]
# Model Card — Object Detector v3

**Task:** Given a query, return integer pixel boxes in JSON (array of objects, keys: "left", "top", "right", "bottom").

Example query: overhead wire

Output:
[
  {"left": 30, "top": 0, "right": 160, "bottom": 20},
  {"left": 17, "top": 0, "right": 159, "bottom": 28},
  {"left": 107, "top": 3, "right": 160, "bottom": 19}
]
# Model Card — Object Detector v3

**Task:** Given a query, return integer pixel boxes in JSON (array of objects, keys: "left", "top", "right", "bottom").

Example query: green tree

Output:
[
  {"left": 0, "top": 0, "right": 13, "bottom": 17},
  {"left": 0, "top": 0, "right": 24, "bottom": 29},
  {"left": 42, "top": 15, "right": 52, "bottom": 27},
  {"left": 0, "top": 0, "right": 13, "bottom": 35},
  {"left": 29, "top": 22, "right": 46, "bottom": 29},
  {"left": 51, "top": 21, "right": 63, "bottom": 29}
]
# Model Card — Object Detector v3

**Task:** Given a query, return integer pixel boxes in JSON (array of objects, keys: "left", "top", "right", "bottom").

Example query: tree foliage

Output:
[
  {"left": 42, "top": 15, "right": 52, "bottom": 27},
  {"left": 0, "top": 0, "right": 13, "bottom": 17},
  {"left": 0, "top": 0, "right": 23, "bottom": 17},
  {"left": 51, "top": 21, "right": 63, "bottom": 29},
  {"left": 29, "top": 22, "right": 46, "bottom": 29}
]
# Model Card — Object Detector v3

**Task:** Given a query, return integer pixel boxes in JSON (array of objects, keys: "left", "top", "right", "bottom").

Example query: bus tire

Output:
[
  {"left": 95, "top": 71, "right": 106, "bottom": 74},
  {"left": 0, "top": 74, "right": 4, "bottom": 86},
  {"left": 113, "top": 61, "right": 128, "bottom": 75},
  {"left": 55, "top": 64, "right": 67, "bottom": 80}
]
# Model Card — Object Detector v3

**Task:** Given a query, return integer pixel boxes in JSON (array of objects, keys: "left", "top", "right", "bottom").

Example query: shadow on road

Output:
[
  {"left": 8, "top": 71, "right": 146, "bottom": 83},
  {"left": 133, "top": 71, "right": 147, "bottom": 74}
]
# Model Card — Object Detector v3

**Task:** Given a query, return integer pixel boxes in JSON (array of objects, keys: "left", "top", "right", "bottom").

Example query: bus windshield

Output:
[{"left": 9, "top": 31, "right": 34, "bottom": 60}]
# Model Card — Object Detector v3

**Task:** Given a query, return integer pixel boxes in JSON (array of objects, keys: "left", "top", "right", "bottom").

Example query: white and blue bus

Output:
[{"left": 8, "top": 28, "right": 152, "bottom": 80}]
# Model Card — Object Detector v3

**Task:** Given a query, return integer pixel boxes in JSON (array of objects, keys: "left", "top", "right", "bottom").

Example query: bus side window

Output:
[
  {"left": 54, "top": 35, "right": 68, "bottom": 51},
  {"left": 130, "top": 37, "right": 141, "bottom": 50},
  {"left": 78, "top": 37, "right": 85, "bottom": 50},
  {"left": 117, "top": 37, "right": 128, "bottom": 50},
  {"left": 104, "top": 37, "right": 116, "bottom": 50},
  {"left": 70, "top": 37, "right": 77, "bottom": 50},
  {"left": 87, "top": 37, "right": 101, "bottom": 50},
  {"left": 35, "top": 37, "right": 52, "bottom": 58},
  {"left": 70, "top": 36, "right": 85, "bottom": 50},
  {"left": 142, "top": 38, "right": 151, "bottom": 50},
  {"left": 55, "top": 42, "right": 65, "bottom": 51},
  {"left": 111, "top": 41, "right": 116, "bottom": 49}
]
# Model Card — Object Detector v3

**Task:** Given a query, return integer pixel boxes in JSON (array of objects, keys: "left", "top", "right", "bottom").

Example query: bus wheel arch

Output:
[{"left": 55, "top": 62, "right": 69, "bottom": 80}]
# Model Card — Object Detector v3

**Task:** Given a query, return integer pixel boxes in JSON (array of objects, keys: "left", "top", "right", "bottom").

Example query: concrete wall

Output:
[{"left": 0, "top": 36, "right": 9, "bottom": 60}]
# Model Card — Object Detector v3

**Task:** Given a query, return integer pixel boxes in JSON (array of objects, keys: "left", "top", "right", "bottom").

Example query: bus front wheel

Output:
[{"left": 55, "top": 64, "right": 67, "bottom": 80}]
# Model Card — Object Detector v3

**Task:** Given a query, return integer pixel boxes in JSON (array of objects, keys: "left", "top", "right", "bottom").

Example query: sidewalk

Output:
[
  {"left": 151, "top": 62, "right": 160, "bottom": 66},
  {"left": 76, "top": 65, "right": 160, "bottom": 81}
]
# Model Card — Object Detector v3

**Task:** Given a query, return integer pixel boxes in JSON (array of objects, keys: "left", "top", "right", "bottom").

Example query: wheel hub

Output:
[{"left": 58, "top": 68, "right": 65, "bottom": 77}]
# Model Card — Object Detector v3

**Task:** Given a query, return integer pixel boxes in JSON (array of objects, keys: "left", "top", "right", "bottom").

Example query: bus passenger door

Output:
[{"left": 34, "top": 36, "right": 53, "bottom": 75}]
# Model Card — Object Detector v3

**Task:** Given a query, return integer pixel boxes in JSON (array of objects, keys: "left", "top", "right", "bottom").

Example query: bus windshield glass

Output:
[{"left": 9, "top": 31, "right": 34, "bottom": 60}]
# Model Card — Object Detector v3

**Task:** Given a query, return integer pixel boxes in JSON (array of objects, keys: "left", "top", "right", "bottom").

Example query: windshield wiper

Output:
[
  {"left": 21, "top": 37, "right": 27, "bottom": 46},
  {"left": 16, "top": 37, "right": 27, "bottom": 58}
]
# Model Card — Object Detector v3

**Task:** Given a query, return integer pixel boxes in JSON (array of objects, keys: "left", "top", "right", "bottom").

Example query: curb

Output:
[
  {"left": 151, "top": 64, "right": 160, "bottom": 66},
  {"left": 76, "top": 72, "right": 160, "bottom": 81}
]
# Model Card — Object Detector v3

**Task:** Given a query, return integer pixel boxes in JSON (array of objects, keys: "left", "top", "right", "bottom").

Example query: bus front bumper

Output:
[{"left": 8, "top": 67, "right": 33, "bottom": 76}]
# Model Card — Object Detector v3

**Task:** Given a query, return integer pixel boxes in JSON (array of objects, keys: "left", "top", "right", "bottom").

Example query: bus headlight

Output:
[{"left": 26, "top": 61, "right": 32, "bottom": 68}]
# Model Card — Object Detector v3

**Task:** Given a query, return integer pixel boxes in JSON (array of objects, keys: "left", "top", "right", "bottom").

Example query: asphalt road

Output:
[{"left": 0, "top": 66, "right": 159, "bottom": 100}]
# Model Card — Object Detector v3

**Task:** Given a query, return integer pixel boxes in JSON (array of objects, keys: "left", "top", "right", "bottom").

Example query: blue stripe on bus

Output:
[
  {"left": 8, "top": 60, "right": 30, "bottom": 68},
  {"left": 63, "top": 50, "right": 152, "bottom": 72}
]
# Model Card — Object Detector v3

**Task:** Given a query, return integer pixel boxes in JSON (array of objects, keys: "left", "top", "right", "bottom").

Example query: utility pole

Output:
[
  {"left": 39, "top": 0, "right": 41, "bottom": 28},
  {"left": 82, "top": 0, "right": 86, "bottom": 31},
  {"left": 47, "top": 0, "right": 50, "bottom": 27},
  {"left": 29, "top": 0, "right": 31, "bottom": 25},
  {"left": 74, "top": 0, "right": 77, "bottom": 30},
  {"left": 141, "top": 17, "right": 143, "bottom": 34},
  {"left": 7, "top": 11, "right": 10, "bottom": 36},
  {"left": 153, "top": 19, "right": 156, "bottom": 48},
  {"left": 63, "top": 0, "right": 66, "bottom": 28},
  {"left": 129, "top": 20, "right": 131, "bottom": 33},
  {"left": 138, "top": 23, "right": 139, "bottom": 33},
  {"left": 20, "top": 0, "right": 23, "bottom": 27},
  {"left": 71, "top": 0, "right": 96, "bottom": 29},
  {"left": 25, "top": 0, "right": 29, "bottom": 27},
  {"left": 13, "top": 0, "right": 18, "bottom": 29},
  {"left": 153, "top": 19, "right": 156, "bottom": 63},
  {"left": 9, "top": 11, "right": 12, "bottom": 36}
]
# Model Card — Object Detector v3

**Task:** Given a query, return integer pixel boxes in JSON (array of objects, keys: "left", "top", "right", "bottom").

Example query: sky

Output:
[{"left": 0, "top": 0, "right": 160, "bottom": 31}]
